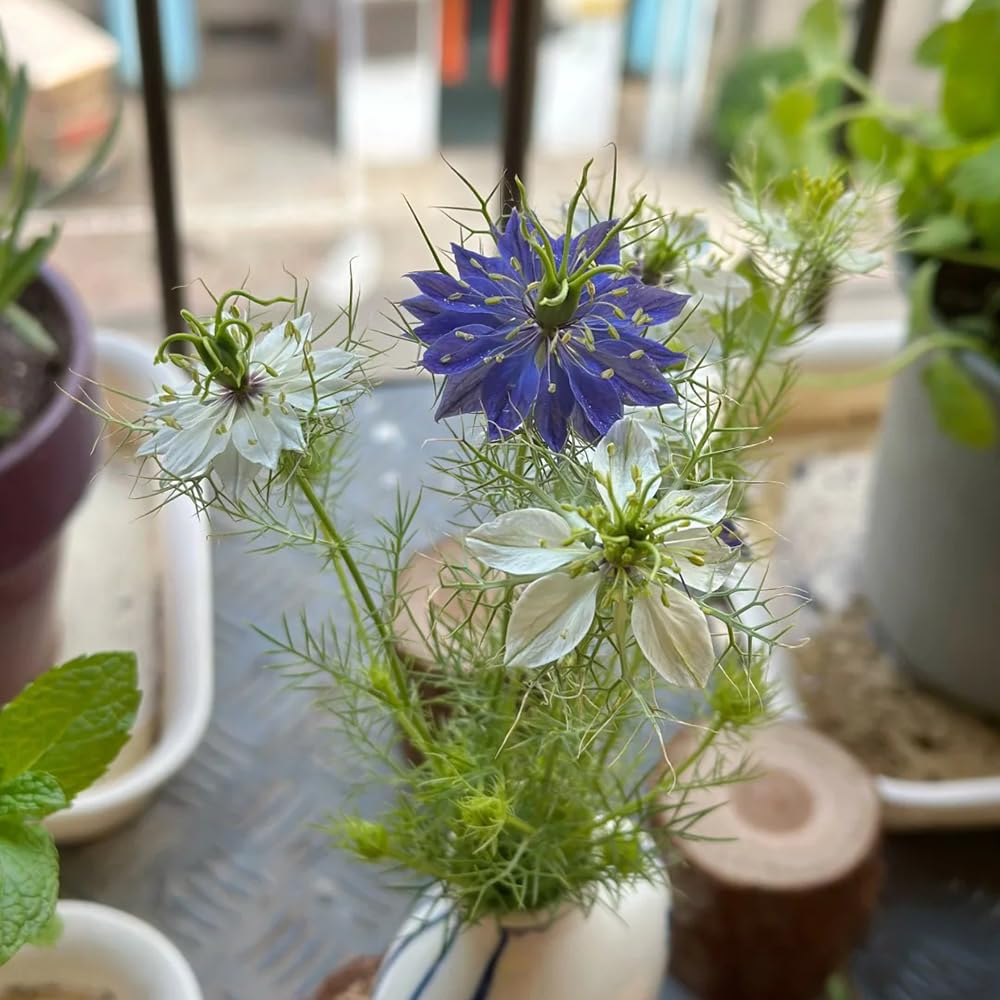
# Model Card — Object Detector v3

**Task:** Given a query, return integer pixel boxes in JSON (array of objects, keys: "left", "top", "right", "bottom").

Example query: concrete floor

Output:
[{"left": 40, "top": 87, "right": 906, "bottom": 381}]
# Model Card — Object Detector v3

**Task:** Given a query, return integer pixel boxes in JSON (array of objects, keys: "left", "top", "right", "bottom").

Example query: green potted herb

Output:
[
  {"left": 844, "top": 1, "right": 1000, "bottom": 716},
  {"left": 0, "top": 36, "right": 114, "bottom": 702},
  {"left": 0, "top": 651, "right": 140, "bottom": 965}
]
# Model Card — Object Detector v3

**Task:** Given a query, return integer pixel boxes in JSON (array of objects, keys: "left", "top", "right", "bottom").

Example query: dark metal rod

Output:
[
  {"left": 135, "top": 0, "right": 183, "bottom": 334},
  {"left": 848, "top": 0, "right": 889, "bottom": 82},
  {"left": 835, "top": 0, "right": 889, "bottom": 155},
  {"left": 500, "top": 0, "right": 542, "bottom": 216}
]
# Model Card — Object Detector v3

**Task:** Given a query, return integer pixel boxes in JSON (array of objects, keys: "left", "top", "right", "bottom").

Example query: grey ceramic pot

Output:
[
  {"left": 864, "top": 349, "right": 1000, "bottom": 718},
  {"left": 0, "top": 266, "right": 95, "bottom": 701}
]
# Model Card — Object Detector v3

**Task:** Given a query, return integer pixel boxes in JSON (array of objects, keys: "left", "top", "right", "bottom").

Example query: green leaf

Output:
[
  {"left": 0, "top": 820, "right": 58, "bottom": 965},
  {"left": 0, "top": 407, "right": 18, "bottom": 441},
  {"left": 768, "top": 82, "right": 818, "bottom": 139},
  {"left": 0, "top": 652, "right": 140, "bottom": 801},
  {"left": 907, "top": 215, "right": 974, "bottom": 255},
  {"left": 846, "top": 115, "right": 904, "bottom": 167},
  {"left": 908, "top": 260, "right": 940, "bottom": 338},
  {"left": 798, "top": 0, "right": 843, "bottom": 71},
  {"left": 2, "top": 302, "right": 57, "bottom": 356},
  {"left": 915, "top": 21, "right": 952, "bottom": 67},
  {"left": 941, "top": 8, "right": 1000, "bottom": 138},
  {"left": 923, "top": 352, "right": 997, "bottom": 448},
  {"left": 948, "top": 139, "right": 1000, "bottom": 202},
  {"left": 0, "top": 774, "right": 67, "bottom": 821},
  {"left": 0, "top": 228, "right": 58, "bottom": 311}
]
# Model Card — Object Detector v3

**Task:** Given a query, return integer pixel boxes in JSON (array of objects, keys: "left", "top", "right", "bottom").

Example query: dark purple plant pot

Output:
[{"left": 0, "top": 265, "right": 96, "bottom": 702}]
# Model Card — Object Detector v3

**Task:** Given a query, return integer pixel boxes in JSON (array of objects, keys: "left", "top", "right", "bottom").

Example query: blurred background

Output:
[{"left": 1, "top": 0, "right": 959, "bottom": 378}]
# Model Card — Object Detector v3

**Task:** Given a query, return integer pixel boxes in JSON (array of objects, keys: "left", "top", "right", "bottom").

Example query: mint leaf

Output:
[
  {"left": 0, "top": 773, "right": 67, "bottom": 821},
  {"left": 799, "top": 0, "right": 843, "bottom": 72},
  {"left": 923, "top": 353, "right": 998, "bottom": 448},
  {"left": 916, "top": 21, "right": 952, "bottom": 67},
  {"left": 948, "top": 139, "right": 1000, "bottom": 202},
  {"left": 846, "top": 116, "right": 904, "bottom": 168},
  {"left": 908, "top": 215, "right": 974, "bottom": 255},
  {"left": 908, "top": 260, "right": 940, "bottom": 339},
  {"left": 0, "top": 652, "right": 140, "bottom": 800},
  {"left": 0, "top": 820, "right": 58, "bottom": 965},
  {"left": 941, "top": 8, "right": 1000, "bottom": 139}
]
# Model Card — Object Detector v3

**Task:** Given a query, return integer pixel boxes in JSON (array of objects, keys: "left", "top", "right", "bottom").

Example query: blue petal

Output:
[
  {"left": 568, "top": 219, "right": 619, "bottom": 272},
  {"left": 607, "top": 282, "right": 689, "bottom": 325},
  {"left": 435, "top": 367, "right": 490, "bottom": 420},
  {"left": 414, "top": 305, "right": 511, "bottom": 343},
  {"left": 606, "top": 329, "right": 686, "bottom": 370},
  {"left": 562, "top": 354, "right": 624, "bottom": 436},
  {"left": 580, "top": 344, "right": 679, "bottom": 407},
  {"left": 482, "top": 354, "right": 541, "bottom": 438},
  {"left": 422, "top": 325, "right": 506, "bottom": 374},
  {"left": 451, "top": 244, "right": 523, "bottom": 295},
  {"left": 405, "top": 270, "right": 487, "bottom": 313},
  {"left": 532, "top": 356, "right": 574, "bottom": 452},
  {"left": 496, "top": 211, "right": 543, "bottom": 284}
]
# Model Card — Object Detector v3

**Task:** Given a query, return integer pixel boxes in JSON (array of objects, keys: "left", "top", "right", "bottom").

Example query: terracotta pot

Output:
[{"left": 0, "top": 266, "right": 95, "bottom": 701}]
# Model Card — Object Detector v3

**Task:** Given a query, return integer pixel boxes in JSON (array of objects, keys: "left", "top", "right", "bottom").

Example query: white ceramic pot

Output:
[
  {"left": 0, "top": 900, "right": 202, "bottom": 999},
  {"left": 371, "top": 876, "right": 670, "bottom": 1000}
]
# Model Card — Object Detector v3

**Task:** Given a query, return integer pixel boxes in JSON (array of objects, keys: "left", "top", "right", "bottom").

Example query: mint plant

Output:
[{"left": 0, "top": 652, "right": 140, "bottom": 964}]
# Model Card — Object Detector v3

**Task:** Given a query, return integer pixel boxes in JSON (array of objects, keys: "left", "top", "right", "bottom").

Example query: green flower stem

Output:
[{"left": 294, "top": 470, "right": 430, "bottom": 747}]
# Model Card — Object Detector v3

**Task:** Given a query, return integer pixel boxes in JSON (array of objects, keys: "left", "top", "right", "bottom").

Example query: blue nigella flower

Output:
[{"left": 403, "top": 210, "right": 689, "bottom": 452}]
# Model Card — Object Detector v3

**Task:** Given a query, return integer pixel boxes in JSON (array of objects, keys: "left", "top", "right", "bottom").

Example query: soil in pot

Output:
[
  {"left": 0, "top": 286, "right": 67, "bottom": 446},
  {"left": 792, "top": 599, "right": 1000, "bottom": 781}
]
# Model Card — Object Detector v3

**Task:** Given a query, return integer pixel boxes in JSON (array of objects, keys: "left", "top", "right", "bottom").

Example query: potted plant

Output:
[
  {"left": 0, "top": 36, "right": 113, "bottom": 702},
  {"left": 0, "top": 652, "right": 200, "bottom": 997},
  {"left": 0, "top": 651, "right": 140, "bottom": 965},
  {"left": 112, "top": 156, "right": 878, "bottom": 997},
  {"left": 843, "top": 1, "right": 1000, "bottom": 716}
]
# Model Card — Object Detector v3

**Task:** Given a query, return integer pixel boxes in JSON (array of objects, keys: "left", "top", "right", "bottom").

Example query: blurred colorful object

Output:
[{"left": 103, "top": 0, "right": 200, "bottom": 89}]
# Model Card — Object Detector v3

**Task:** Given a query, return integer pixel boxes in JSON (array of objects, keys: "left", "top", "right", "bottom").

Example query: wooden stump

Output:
[
  {"left": 312, "top": 954, "right": 381, "bottom": 1000},
  {"left": 661, "top": 722, "right": 883, "bottom": 1000},
  {"left": 393, "top": 536, "right": 478, "bottom": 762}
]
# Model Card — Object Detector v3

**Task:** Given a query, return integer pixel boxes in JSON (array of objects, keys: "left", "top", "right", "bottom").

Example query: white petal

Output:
[
  {"left": 253, "top": 314, "right": 314, "bottom": 368},
  {"left": 591, "top": 417, "right": 659, "bottom": 511},
  {"left": 466, "top": 508, "right": 587, "bottom": 575},
  {"left": 145, "top": 397, "right": 231, "bottom": 478},
  {"left": 631, "top": 584, "right": 715, "bottom": 687},
  {"left": 837, "top": 247, "right": 882, "bottom": 274},
  {"left": 659, "top": 526, "right": 735, "bottom": 593},
  {"left": 685, "top": 266, "right": 751, "bottom": 310},
  {"left": 654, "top": 482, "right": 731, "bottom": 524},
  {"left": 229, "top": 404, "right": 284, "bottom": 468},
  {"left": 506, "top": 572, "right": 601, "bottom": 669},
  {"left": 210, "top": 443, "right": 264, "bottom": 498},
  {"left": 278, "top": 349, "right": 363, "bottom": 412}
]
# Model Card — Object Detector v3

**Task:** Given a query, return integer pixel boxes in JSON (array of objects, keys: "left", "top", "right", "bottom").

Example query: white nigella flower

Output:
[
  {"left": 732, "top": 189, "right": 881, "bottom": 275},
  {"left": 139, "top": 313, "right": 362, "bottom": 496},
  {"left": 466, "top": 417, "right": 735, "bottom": 685}
]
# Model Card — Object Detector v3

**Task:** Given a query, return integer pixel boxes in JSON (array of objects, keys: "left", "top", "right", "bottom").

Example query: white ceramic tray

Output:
[
  {"left": 769, "top": 647, "right": 1000, "bottom": 830},
  {"left": 762, "top": 447, "right": 1000, "bottom": 831},
  {"left": 0, "top": 900, "right": 203, "bottom": 999},
  {"left": 45, "top": 332, "right": 213, "bottom": 843}
]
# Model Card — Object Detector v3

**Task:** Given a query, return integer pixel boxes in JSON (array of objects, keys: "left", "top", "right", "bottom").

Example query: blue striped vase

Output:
[{"left": 371, "top": 875, "right": 671, "bottom": 1000}]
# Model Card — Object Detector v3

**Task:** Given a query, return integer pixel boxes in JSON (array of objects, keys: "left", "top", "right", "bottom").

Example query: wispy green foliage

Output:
[{"left": 121, "top": 156, "right": 878, "bottom": 924}]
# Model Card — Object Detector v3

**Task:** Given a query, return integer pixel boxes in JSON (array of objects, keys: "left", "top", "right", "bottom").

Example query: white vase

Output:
[{"left": 371, "top": 875, "right": 670, "bottom": 1000}]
